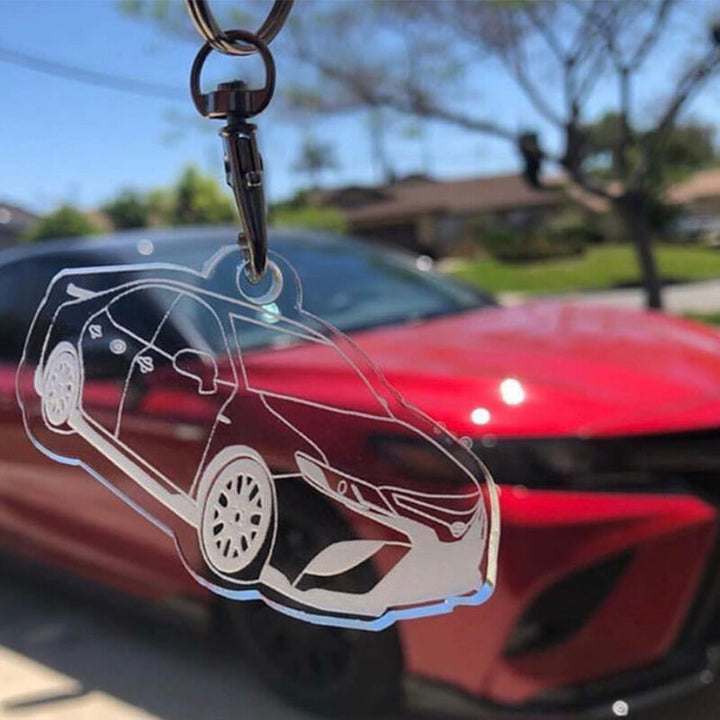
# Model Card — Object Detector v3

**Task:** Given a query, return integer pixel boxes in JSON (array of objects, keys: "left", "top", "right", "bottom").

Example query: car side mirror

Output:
[{"left": 173, "top": 348, "right": 218, "bottom": 395}]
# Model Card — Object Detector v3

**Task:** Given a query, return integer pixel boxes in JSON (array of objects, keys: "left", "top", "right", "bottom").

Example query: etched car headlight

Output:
[
  {"left": 386, "top": 488, "right": 480, "bottom": 539},
  {"left": 295, "top": 453, "right": 394, "bottom": 515},
  {"left": 370, "top": 434, "right": 481, "bottom": 485}
]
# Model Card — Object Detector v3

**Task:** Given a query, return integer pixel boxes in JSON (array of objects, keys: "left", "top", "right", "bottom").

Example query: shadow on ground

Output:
[
  {"left": 0, "top": 554, "right": 313, "bottom": 719},
  {"left": 0, "top": 554, "right": 717, "bottom": 720}
]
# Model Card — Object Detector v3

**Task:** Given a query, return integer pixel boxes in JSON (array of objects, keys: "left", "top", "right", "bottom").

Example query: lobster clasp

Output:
[
  {"left": 189, "top": 29, "right": 276, "bottom": 282},
  {"left": 221, "top": 120, "right": 267, "bottom": 283}
]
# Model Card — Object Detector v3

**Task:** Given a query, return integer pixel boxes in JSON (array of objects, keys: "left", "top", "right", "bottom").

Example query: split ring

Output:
[{"left": 185, "top": 0, "right": 293, "bottom": 57}]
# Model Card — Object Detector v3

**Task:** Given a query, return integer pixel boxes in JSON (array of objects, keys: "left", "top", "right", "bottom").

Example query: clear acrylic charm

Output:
[{"left": 16, "top": 243, "right": 499, "bottom": 630}]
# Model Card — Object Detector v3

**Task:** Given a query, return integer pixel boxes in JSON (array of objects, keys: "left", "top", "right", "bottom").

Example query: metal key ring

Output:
[
  {"left": 190, "top": 29, "right": 276, "bottom": 118},
  {"left": 185, "top": 0, "right": 293, "bottom": 57}
]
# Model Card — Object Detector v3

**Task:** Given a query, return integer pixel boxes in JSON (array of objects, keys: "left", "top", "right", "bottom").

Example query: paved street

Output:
[
  {"left": 500, "top": 279, "right": 720, "bottom": 314},
  {"left": 0, "top": 555, "right": 718, "bottom": 720},
  {"left": 0, "top": 555, "right": 314, "bottom": 720}
]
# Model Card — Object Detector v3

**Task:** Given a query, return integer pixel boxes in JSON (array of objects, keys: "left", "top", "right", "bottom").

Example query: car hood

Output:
[{"left": 342, "top": 301, "right": 720, "bottom": 439}]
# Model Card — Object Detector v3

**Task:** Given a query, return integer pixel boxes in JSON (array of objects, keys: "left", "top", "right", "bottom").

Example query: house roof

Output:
[
  {"left": 0, "top": 201, "right": 38, "bottom": 244},
  {"left": 0, "top": 201, "right": 38, "bottom": 225},
  {"left": 319, "top": 173, "right": 563, "bottom": 225},
  {"left": 553, "top": 179, "right": 613, "bottom": 214},
  {"left": 667, "top": 168, "right": 720, "bottom": 204}
]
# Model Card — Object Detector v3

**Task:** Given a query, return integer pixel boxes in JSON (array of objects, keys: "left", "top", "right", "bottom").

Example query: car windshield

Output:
[{"left": 132, "top": 232, "right": 490, "bottom": 336}]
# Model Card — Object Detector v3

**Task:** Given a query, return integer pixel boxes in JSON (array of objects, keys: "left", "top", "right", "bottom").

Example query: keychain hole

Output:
[{"left": 236, "top": 259, "right": 283, "bottom": 305}]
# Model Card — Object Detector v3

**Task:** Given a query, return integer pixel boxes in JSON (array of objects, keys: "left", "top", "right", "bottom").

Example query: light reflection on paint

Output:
[
  {"left": 415, "top": 255, "right": 433, "bottom": 271},
  {"left": 471, "top": 407, "right": 491, "bottom": 425},
  {"left": 500, "top": 377, "right": 525, "bottom": 406},
  {"left": 137, "top": 238, "right": 154, "bottom": 256}
]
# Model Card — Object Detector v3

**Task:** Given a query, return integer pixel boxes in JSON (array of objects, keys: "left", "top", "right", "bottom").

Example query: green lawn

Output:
[
  {"left": 448, "top": 244, "right": 720, "bottom": 295},
  {"left": 686, "top": 312, "right": 720, "bottom": 327}
]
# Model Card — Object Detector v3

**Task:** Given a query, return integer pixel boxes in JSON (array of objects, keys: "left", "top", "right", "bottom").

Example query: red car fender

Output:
[{"left": 396, "top": 488, "right": 717, "bottom": 703}]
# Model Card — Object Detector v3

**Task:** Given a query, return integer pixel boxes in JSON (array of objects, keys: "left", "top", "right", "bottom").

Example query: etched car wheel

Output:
[
  {"left": 41, "top": 342, "right": 80, "bottom": 428},
  {"left": 200, "top": 455, "right": 275, "bottom": 577}
]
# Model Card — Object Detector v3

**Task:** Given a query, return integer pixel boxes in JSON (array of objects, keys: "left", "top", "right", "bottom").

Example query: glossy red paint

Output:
[
  {"left": 1, "top": 298, "right": 720, "bottom": 710},
  {"left": 347, "top": 302, "right": 720, "bottom": 438},
  {"left": 340, "top": 304, "right": 720, "bottom": 705},
  {"left": 396, "top": 489, "right": 716, "bottom": 704}
]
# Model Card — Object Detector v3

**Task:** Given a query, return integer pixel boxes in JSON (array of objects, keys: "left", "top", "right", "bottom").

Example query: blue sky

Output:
[{"left": 2, "top": 0, "right": 720, "bottom": 215}]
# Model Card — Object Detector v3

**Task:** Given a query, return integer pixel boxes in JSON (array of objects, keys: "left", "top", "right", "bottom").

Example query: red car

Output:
[{"left": 0, "top": 227, "right": 718, "bottom": 717}]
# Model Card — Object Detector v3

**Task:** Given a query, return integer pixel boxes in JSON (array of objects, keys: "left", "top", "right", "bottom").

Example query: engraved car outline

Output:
[{"left": 16, "top": 248, "right": 499, "bottom": 630}]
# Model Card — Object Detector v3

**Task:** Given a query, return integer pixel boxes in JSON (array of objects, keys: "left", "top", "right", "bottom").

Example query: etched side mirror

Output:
[{"left": 173, "top": 348, "right": 218, "bottom": 395}]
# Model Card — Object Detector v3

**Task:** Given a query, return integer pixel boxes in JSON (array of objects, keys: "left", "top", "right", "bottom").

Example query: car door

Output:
[
  {"left": 79, "top": 286, "right": 181, "bottom": 437},
  {"left": 114, "top": 291, "right": 237, "bottom": 495}
]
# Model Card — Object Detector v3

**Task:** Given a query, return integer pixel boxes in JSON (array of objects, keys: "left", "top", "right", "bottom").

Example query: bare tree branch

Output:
[
  {"left": 650, "top": 44, "right": 720, "bottom": 143},
  {"left": 574, "top": 48, "right": 607, "bottom": 102},
  {"left": 523, "top": 4, "right": 566, "bottom": 63},
  {"left": 630, "top": 0, "right": 676, "bottom": 68},
  {"left": 404, "top": 95, "right": 522, "bottom": 143},
  {"left": 617, "top": 67, "right": 632, "bottom": 177},
  {"left": 567, "top": 0, "right": 601, "bottom": 64},
  {"left": 291, "top": 38, "right": 520, "bottom": 143},
  {"left": 594, "top": 2, "right": 628, "bottom": 73},
  {"left": 498, "top": 47, "right": 565, "bottom": 127}
]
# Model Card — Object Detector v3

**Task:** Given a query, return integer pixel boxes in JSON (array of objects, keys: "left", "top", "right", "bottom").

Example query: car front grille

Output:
[
  {"left": 475, "top": 427, "right": 720, "bottom": 496},
  {"left": 503, "top": 552, "right": 633, "bottom": 658},
  {"left": 485, "top": 427, "right": 720, "bottom": 706}
]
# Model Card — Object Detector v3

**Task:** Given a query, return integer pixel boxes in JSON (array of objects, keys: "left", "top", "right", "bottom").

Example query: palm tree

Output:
[{"left": 292, "top": 138, "right": 339, "bottom": 189}]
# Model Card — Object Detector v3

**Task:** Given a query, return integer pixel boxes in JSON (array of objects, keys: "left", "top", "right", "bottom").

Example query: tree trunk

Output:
[
  {"left": 616, "top": 191, "right": 663, "bottom": 310},
  {"left": 368, "top": 109, "right": 395, "bottom": 184}
]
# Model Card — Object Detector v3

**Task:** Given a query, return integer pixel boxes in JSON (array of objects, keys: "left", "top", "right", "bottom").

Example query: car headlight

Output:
[
  {"left": 474, "top": 436, "right": 668, "bottom": 490},
  {"left": 369, "top": 434, "right": 480, "bottom": 485}
]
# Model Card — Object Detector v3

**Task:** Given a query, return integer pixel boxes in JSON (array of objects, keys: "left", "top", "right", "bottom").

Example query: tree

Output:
[
  {"left": 584, "top": 113, "right": 716, "bottom": 184},
  {"left": 119, "top": 1, "right": 397, "bottom": 184},
  {"left": 270, "top": 204, "right": 347, "bottom": 233},
  {"left": 172, "top": 165, "right": 236, "bottom": 225},
  {"left": 283, "top": 0, "right": 720, "bottom": 309},
  {"left": 583, "top": 114, "right": 716, "bottom": 234},
  {"left": 24, "top": 205, "right": 103, "bottom": 242},
  {"left": 102, "top": 189, "right": 151, "bottom": 229},
  {"left": 292, "top": 137, "right": 338, "bottom": 188},
  {"left": 658, "top": 123, "right": 718, "bottom": 179},
  {"left": 120, "top": 0, "right": 720, "bottom": 308},
  {"left": 97, "top": 166, "right": 236, "bottom": 231},
  {"left": 367, "top": 108, "right": 400, "bottom": 183},
  {"left": 145, "top": 187, "right": 175, "bottom": 226}
]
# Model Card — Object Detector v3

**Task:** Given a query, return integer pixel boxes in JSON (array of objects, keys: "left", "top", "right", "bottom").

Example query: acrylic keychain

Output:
[{"left": 15, "top": 0, "right": 499, "bottom": 631}]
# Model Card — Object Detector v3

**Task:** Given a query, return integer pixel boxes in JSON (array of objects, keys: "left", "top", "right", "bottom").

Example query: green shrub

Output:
[
  {"left": 477, "top": 224, "right": 588, "bottom": 263},
  {"left": 172, "top": 166, "right": 236, "bottom": 226},
  {"left": 23, "top": 205, "right": 103, "bottom": 242},
  {"left": 103, "top": 189, "right": 150, "bottom": 230},
  {"left": 270, "top": 205, "right": 347, "bottom": 233}
]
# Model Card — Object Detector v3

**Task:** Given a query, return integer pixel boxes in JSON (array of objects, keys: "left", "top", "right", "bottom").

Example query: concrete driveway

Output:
[
  {"left": 500, "top": 279, "right": 720, "bottom": 314},
  {"left": 0, "top": 555, "right": 313, "bottom": 720},
  {"left": 0, "top": 555, "right": 718, "bottom": 720}
]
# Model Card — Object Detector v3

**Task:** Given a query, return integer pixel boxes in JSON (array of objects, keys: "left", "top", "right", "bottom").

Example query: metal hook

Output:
[
  {"left": 189, "top": 29, "right": 276, "bottom": 119},
  {"left": 189, "top": 29, "right": 275, "bottom": 281}
]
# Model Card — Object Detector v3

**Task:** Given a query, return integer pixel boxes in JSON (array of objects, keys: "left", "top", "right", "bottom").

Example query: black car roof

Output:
[{"left": 0, "top": 226, "right": 346, "bottom": 267}]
